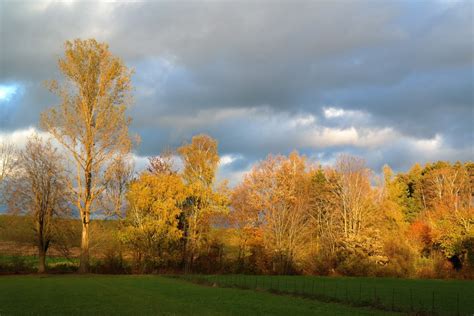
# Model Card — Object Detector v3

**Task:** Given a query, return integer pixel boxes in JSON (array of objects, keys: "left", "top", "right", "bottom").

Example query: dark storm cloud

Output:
[{"left": 0, "top": 0, "right": 472, "bottom": 180}]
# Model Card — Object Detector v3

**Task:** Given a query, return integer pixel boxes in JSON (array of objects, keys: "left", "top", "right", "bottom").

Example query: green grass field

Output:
[
  {"left": 182, "top": 275, "right": 474, "bottom": 315},
  {"left": 0, "top": 275, "right": 401, "bottom": 316}
]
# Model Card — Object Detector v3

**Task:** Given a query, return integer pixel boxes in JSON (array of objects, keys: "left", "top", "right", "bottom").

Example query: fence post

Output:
[
  {"left": 312, "top": 279, "right": 315, "bottom": 296},
  {"left": 410, "top": 288, "right": 413, "bottom": 312}
]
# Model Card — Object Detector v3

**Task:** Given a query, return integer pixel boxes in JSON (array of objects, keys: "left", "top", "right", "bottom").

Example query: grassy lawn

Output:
[
  {"left": 0, "top": 275, "right": 400, "bottom": 316},
  {"left": 184, "top": 275, "right": 474, "bottom": 315}
]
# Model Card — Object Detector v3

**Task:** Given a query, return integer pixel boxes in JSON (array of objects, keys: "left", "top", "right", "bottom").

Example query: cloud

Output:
[
  {"left": 0, "top": 127, "right": 51, "bottom": 148},
  {"left": 0, "top": 0, "right": 472, "bottom": 184}
]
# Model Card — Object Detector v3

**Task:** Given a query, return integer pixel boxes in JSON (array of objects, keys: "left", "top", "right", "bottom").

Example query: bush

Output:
[
  {"left": 48, "top": 261, "right": 78, "bottom": 273},
  {"left": 90, "top": 250, "right": 131, "bottom": 274},
  {"left": 306, "top": 247, "right": 336, "bottom": 276},
  {"left": 336, "top": 256, "right": 376, "bottom": 276},
  {"left": 415, "top": 253, "right": 455, "bottom": 279},
  {"left": 379, "top": 238, "right": 416, "bottom": 277},
  {"left": 0, "top": 255, "right": 35, "bottom": 274},
  {"left": 334, "top": 235, "right": 387, "bottom": 277}
]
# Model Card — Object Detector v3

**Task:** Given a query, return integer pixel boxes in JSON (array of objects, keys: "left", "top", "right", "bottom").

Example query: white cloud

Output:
[
  {"left": 301, "top": 126, "right": 398, "bottom": 148},
  {"left": 411, "top": 134, "right": 443, "bottom": 152},
  {"left": 0, "top": 127, "right": 51, "bottom": 148},
  {"left": 220, "top": 154, "right": 242, "bottom": 166},
  {"left": 323, "top": 107, "right": 345, "bottom": 118},
  {"left": 288, "top": 114, "right": 316, "bottom": 127},
  {"left": 323, "top": 106, "right": 368, "bottom": 120}
]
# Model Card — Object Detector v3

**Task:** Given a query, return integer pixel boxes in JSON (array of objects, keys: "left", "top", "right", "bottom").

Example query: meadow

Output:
[
  {"left": 0, "top": 274, "right": 472, "bottom": 315},
  {"left": 0, "top": 275, "right": 399, "bottom": 316},
  {"left": 179, "top": 274, "right": 474, "bottom": 315}
]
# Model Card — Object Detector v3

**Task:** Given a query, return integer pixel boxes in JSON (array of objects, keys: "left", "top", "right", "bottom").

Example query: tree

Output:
[
  {"left": 381, "top": 165, "right": 407, "bottom": 229},
  {"left": 101, "top": 155, "right": 134, "bottom": 218},
  {"left": 422, "top": 162, "right": 473, "bottom": 267},
  {"left": 235, "top": 152, "right": 313, "bottom": 274},
  {"left": 147, "top": 150, "right": 177, "bottom": 176},
  {"left": 334, "top": 154, "right": 373, "bottom": 238},
  {"left": 5, "top": 135, "right": 69, "bottom": 273},
  {"left": 0, "top": 140, "right": 17, "bottom": 185},
  {"left": 122, "top": 172, "right": 187, "bottom": 272},
  {"left": 41, "top": 39, "right": 135, "bottom": 272},
  {"left": 177, "top": 134, "right": 228, "bottom": 271},
  {"left": 308, "top": 167, "right": 339, "bottom": 255},
  {"left": 230, "top": 174, "right": 264, "bottom": 272}
]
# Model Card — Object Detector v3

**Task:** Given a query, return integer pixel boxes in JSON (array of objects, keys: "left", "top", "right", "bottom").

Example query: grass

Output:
[
  {"left": 0, "top": 255, "right": 78, "bottom": 273},
  {"left": 0, "top": 255, "right": 77, "bottom": 266},
  {"left": 0, "top": 275, "right": 401, "bottom": 315},
  {"left": 181, "top": 275, "right": 474, "bottom": 315}
]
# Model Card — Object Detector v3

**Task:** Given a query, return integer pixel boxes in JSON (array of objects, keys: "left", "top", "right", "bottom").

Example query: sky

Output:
[{"left": 0, "top": 0, "right": 473, "bottom": 185}]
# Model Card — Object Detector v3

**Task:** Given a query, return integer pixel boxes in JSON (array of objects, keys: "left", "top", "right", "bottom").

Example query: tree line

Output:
[{"left": 0, "top": 39, "right": 472, "bottom": 277}]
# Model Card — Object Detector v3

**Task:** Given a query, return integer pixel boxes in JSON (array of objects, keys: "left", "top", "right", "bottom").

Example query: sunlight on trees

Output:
[
  {"left": 41, "top": 39, "right": 135, "bottom": 273},
  {"left": 0, "top": 38, "right": 472, "bottom": 279}
]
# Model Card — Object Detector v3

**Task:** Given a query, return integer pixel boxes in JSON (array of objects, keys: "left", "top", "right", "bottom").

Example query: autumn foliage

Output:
[{"left": 1, "top": 39, "right": 472, "bottom": 278}]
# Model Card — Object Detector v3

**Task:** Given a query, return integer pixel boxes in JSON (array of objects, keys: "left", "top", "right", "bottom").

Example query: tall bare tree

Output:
[
  {"left": 5, "top": 135, "right": 69, "bottom": 273},
  {"left": 41, "top": 39, "right": 134, "bottom": 272}
]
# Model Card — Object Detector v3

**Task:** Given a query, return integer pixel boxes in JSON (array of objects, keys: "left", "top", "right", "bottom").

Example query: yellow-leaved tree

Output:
[
  {"left": 122, "top": 172, "right": 187, "bottom": 272},
  {"left": 41, "top": 39, "right": 135, "bottom": 272},
  {"left": 177, "top": 134, "right": 229, "bottom": 272}
]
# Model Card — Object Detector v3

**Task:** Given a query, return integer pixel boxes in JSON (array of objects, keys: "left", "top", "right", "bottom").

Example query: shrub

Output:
[
  {"left": 380, "top": 237, "right": 416, "bottom": 277},
  {"left": 0, "top": 255, "right": 35, "bottom": 274},
  {"left": 48, "top": 261, "right": 78, "bottom": 273}
]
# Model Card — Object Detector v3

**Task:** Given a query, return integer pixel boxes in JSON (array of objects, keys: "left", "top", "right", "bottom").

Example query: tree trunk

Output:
[
  {"left": 79, "top": 213, "right": 90, "bottom": 273},
  {"left": 38, "top": 248, "right": 46, "bottom": 274}
]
